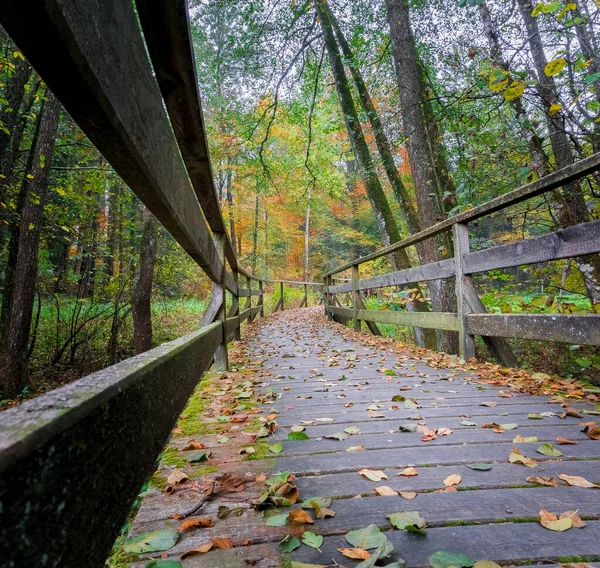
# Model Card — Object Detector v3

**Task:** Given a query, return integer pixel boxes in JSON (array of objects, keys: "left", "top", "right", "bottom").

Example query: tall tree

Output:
[
  {"left": 517, "top": 0, "right": 600, "bottom": 303},
  {"left": 132, "top": 207, "right": 158, "bottom": 354},
  {"left": 0, "top": 89, "right": 60, "bottom": 397},
  {"left": 316, "top": 0, "right": 435, "bottom": 348},
  {"left": 385, "top": 0, "right": 458, "bottom": 353}
]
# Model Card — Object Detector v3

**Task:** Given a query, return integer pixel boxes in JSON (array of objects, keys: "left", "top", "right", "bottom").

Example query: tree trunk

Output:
[
  {"left": 251, "top": 193, "right": 259, "bottom": 273},
  {"left": 385, "top": 0, "right": 458, "bottom": 353},
  {"left": 132, "top": 207, "right": 158, "bottom": 354},
  {"left": 517, "top": 0, "right": 600, "bottom": 303},
  {"left": 327, "top": 2, "right": 421, "bottom": 238},
  {"left": 0, "top": 90, "right": 61, "bottom": 397},
  {"left": 304, "top": 186, "right": 311, "bottom": 282},
  {"left": 225, "top": 168, "right": 237, "bottom": 253},
  {"left": 479, "top": 1, "right": 551, "bottom": 178},
  {"left": 317, "top": 0, "right": 435, "bottom": 348}
]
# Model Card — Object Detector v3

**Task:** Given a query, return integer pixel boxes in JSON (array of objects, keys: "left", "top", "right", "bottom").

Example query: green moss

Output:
[
  {"left": 245, "top": 440, "right": 273, "bottom": 461},
  {"left": 160, "top": 446, "right": 187, "bottom": 468},
  {"left": 188, "top": 465, "right": 219, "bottom": 478},
  {"left": 555, "top": 556, "right": 599, "bottom": 563},
  {"left": 148, "top": 472, "right": 165, "bottom": 490},
  {"left": 106, "top": 539, "right": 139, "bottom": 568}
]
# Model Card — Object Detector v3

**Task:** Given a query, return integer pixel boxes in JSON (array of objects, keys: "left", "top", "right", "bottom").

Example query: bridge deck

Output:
[{"left": 127, "top": 307, "right": 600, "bottom": 568}]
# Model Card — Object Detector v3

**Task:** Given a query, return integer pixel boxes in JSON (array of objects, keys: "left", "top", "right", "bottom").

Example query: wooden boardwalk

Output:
[{"left": 128, "top": 307, "right": 600, "bottom": 568}]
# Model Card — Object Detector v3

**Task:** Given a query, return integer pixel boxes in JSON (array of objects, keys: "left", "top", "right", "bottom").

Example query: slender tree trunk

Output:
[
  {"left": 132, "top": 207, "right": 158, "bottom": 354},
  {"left": 225, "top": 168, "right": 237, "bottom": 253},
  {"left": 317, "top": 0, "right": 435, "bottom": 348},
  {"left": 327, "top": 2, "right": 421, "bottom": 238},
  {"left": 517, "top": 0, "right": 600, "bottom": 303},
  {"left": 479, "top": 1, "right": 551, "bottom": 178},
  {"left": 0, "top": 90, "right": 61, "bottom": 397},
  {"left": 252, "top": 194, "right": 259, "bottom": 273},
  {"left": 304, "top": 186, "right": 311, "bottom": 282},
  {"left": 385, "top": 0, "right": 458, "bottom": 353}
]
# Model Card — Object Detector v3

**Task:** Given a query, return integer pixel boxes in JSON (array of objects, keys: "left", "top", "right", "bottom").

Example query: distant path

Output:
[{"left": 130, "top": 307, "right": 600, "bottom": 568}]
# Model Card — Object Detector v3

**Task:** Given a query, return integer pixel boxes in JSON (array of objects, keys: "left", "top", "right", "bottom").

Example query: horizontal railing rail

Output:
[{"left": 324, "top": 156, "right": 600, "bottom": 362}]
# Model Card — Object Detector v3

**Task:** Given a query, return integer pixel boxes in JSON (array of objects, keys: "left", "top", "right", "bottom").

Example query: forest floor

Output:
[{"left": 114, "top": 307, "right": 600, "bottom": 568}]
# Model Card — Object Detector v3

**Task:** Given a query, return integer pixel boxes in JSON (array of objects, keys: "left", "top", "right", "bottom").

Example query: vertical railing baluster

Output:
[
  {"left": 280, "top": 281, "right": 284, "bottom": 311},
  {"left": 213, "top": 233, "right": 228, "bottom": 371},
  {"left": 453, "top": 222, "right": 476, "bottom": 361},
  {"left": 352, "top": 265, "right": 360, "bottom": 332}
]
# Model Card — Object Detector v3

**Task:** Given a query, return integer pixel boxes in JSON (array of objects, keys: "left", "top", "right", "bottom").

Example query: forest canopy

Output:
[{"left": 0, "top": 0, "right": 598, "bottom": 400}]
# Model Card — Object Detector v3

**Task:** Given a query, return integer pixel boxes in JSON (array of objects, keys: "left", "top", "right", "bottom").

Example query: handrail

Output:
[
  {"left": 326, "top": 152, "right": 600, "bottom": 276},
  {"left": 324, "top": 156, "right": 600, "bottom": 367}
]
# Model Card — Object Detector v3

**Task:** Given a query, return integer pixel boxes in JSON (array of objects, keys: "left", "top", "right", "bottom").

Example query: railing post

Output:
[
  {"left": 213, "top": 234, "right": 228, "bottom": 372},
  {"left": 232, "top": 270, "right": 241, "bottom": 341},
  {"left": 280, "top": 281, "right": 284, "bottom": 311},
  {"left": 259, "top": 279, "right": 264, "bottom": 317},
  {"left": 303, "top": 283, "right": 308, "bottom": 307},
  {"left": 325, "top": 276, "right": 332, "bottom": 320},
  {"left": 453, "top": 222, "right": 476, "bottom": 361},
  {"left": 352, "top": 265, "right": 361, "bottom": 332}
]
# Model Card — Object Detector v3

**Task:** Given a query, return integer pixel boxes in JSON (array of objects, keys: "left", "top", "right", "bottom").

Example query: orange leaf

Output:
[
  {"left": 556, "top": 436, "right": 577, "bottom": 445},
  {"left": 397, "top": 467, "right": 418, "bottom": 477},
  {"left": 178, "top": 517, "right": 214, "bottom": 531},
  {"left": 443, "top": 474, "right": 462, "bottom": 487},
  {"left": 338, "top": 548, "right": 371, "bottom": 560},
  {"left": 287, "top": 509, "right": 314, "bottom": 524},
  {"left": 374, "top": 485, "right": 398, "bottom": 496}
]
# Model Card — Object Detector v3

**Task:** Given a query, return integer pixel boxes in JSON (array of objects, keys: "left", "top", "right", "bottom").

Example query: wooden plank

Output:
[
  {"left": 225, "top": 316, "right": 240, "bottom": 337},
  {"left": 0, "top": 321, "right": 222, "bottom": 567},
  {"left": 467, "top": 313, "right": 600, "bottom": 345},
  {"left": 357, "top": 308, "right": 459, "bottom": 331},
  {"left": 238, "top": 308, "right": 251, "bottom": 323},
  {"left": 0, "top": 0, "right": 224, "bottom": 283},
  {"left": 464, "top": 219, "right": 600, "bottom": 274},
  {"left": 356, "top": 258, "right": 455, "bottom": 291},
  {"left": 199, "top": 287, "right": 222, "bottom": 327},
  {"left": 238, "top": 288, "right": 262, "bottom": 298},
  {"left": 329, "top": 282, "right": 352, "bottom": 294},
  {"left": 326, "top": 153, "right": 600, "bottom": 276},
  {"left": 136, "top": 0, "right": 237, "bottom": 270}
]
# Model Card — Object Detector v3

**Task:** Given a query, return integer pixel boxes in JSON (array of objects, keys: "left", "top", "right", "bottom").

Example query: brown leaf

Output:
[
  {"left": 180, "top": 538, "right": 233, "bottom": 558},
  {"left": 582, "top": 422, "right": 600, "bottom": 440},
  {"left": 399, "top": 491, "right": 418, "bottom": 499},
  {"left": 558, "top": 473, "right": 600, "bottom": 488},
  {"left": 480, "top": 402, "right": 497, "bottom": 407},
  {"left": 526, "top": 476, "right": 558, "bottom": 487},
  {"left": 367, "top": 409, "right": 385, "bottom": 418},
  {"left": 287, "top": 509, "right": 314, "bottom": 524},
  {"left": 315, "top": 506, "right": 336, "bottom": 519},
  {"left": 166, "top": 469, "right": 188, "bottom": 486},
  {"left": 338, "top": 548, "right": 371, "bottom": 560},
  {"left": 443, "top": 474, "right": 462, "bottom": 487},
  {"left": 397, "top": 467, "right": 419, "bottom": 477},
  {"left": 374, "top": 485, "right": 398, "bottom": 496},
  {"left": 509, "top": 447, "right": 537, "bottom": 467},
  {"left": 182, "top": 440, "right": 206, "bottom": 451},
  {"left": 359, "top": 469, "right": 388, "bottom": 481},
  {"left": 560, "top": 510, "right": 586, "bottom": 528},
  {"left": 178, "top": 517, "right": 214, "bottom": 531},
  {"left": 556, "top": 436, "right": 577, "bottom": 445}
]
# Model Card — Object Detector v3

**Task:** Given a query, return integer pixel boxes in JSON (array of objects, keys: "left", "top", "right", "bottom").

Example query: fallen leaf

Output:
[
  {"left": 375, "top": 485, "right": 398, "bottom": 496},
  {"left": 536, "top": 443, "right": 563, "bottom": 457},
  {"left": 443, "top": 474, "right": 461, "bottom": 487},
  {"left": 315, "top": 506, "right": 336, "bottom": 519},
  {"left": 338, "top": 548, "right": 370, "bottom": 560},
  {"left": 123, "top": 530, "right": 178, "bottom": 554},
  {"left": 367, "top": 409, "right": 385, "bottom": 418},
  {"left": 287, "top": 509, "right": 314, "bottom": 524},
  {"left": 268, "top": 443, "right": 283, "bottom": 454},
  {"left": 429, "top": 551, "right": 474, "bottom": 568},
  {"left": 279, "top": 535, "right": 300, "bottom": 552},
  {"left": 560, "top": 510, "right": 586, "bottom": 527},
  {"left": 266, "top": 513, "right": 288, "bottom": 527},
  {"left": 359, "top": 469, "right": 388, "bottom": 481},
  {"left": 345, "top": 524, "right": 387, "bottom": 549},
  {"left": 399, "top": 491, "right": 418, "bottom": 499},
  {"left": 182, "top": 440, "right": 206, "bottom": 451},
  {"left": 315, "top": 417, "right": 335, "bottom": 422},
  {"left": 539, "top": 509, "right": 572, "bottom": 531},
  {"left": 473, "top": 561, "right": 501, "bottom": 568},
  {"left": 301, "top": 531, "right": 323, "bottom": 550},
  {"left": 557, "top": 436, "right": 578, "bottom": 445},
  {"left": 388, "top": 511, "right": 427, "bottom": 535},
  {"left": 178, "top": 518, "right": 214, "bottom": 531},
  {"left": 509, "top": 447, "right": 537, "bottom": 467},
  {"left": 346, "top": 445, "right": 366, "bottom": 452},
  {"left": 397, "top": 467, "right": 418, "bottom": 477},
  {"left": 466, "top": 463, "right": 492, "bottom": 471},
  {"left": 513, "top": 435, "right": 539, "bottom": 443},
  {"left": 480, "top": 402, "right": 497, "bottom": 407},
  {"left": 582, "top": 422, "right": 600, "bottom": 440},
  {"left": 526, "top": 476, "right": 558, "bottom": 487},
  {"left": 166, "top": 470, "right": 188, "bottom": 486},
  {"left": 558, "top": 473, "right": 600, "bottom": 488}
]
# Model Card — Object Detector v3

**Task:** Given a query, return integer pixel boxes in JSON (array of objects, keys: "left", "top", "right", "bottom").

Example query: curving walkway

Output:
[{"left": 128, "top": 307, "right": 600, "bottom": 568}]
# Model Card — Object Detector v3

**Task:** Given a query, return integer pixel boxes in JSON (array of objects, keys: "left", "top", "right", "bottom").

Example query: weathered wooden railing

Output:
[
  {"left": 325, "top": 153, "right": 600, "bottom": 365},
  {"left": 267, "top": 279, "right": 322, "bottom": 312},
  {"left": 0, "top": 1, "right": 317, "bottom": 566}
]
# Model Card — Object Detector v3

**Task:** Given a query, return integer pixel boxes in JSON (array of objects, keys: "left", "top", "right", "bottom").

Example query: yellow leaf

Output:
[
  {"left": 558, "top": 473, "right": 599, "bottom": 488},
  {"left": 26, "top": 174, "right": 34, "bottom": 179},
  {"left": 338, "top": 548, "right": 371, "bottom": 560},
  {"left": 359, "top": 469, "right": 388, "bottom": 482},
  {"left": 443, "top": 474, "right": 462, "bottom": 487},
  {"left": 545, "top": 58, "right": 566, "bottom": 76},
  {"left": 374, "top": 485, "right": 398, "bottom": 496},
  {"left": 509, "top": 447, "right": 537, "bottom": 467},
  {"left": 504, "top": 82, "right": 525, "bottom": 101},
  {"left": 549, "top": 103, "right": 562, "bottom": 116}
]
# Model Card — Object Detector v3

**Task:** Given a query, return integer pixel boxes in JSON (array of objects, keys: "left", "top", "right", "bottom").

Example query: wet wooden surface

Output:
[{"left": 129, "top": 307, "right": 600, "bottom": 567}]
